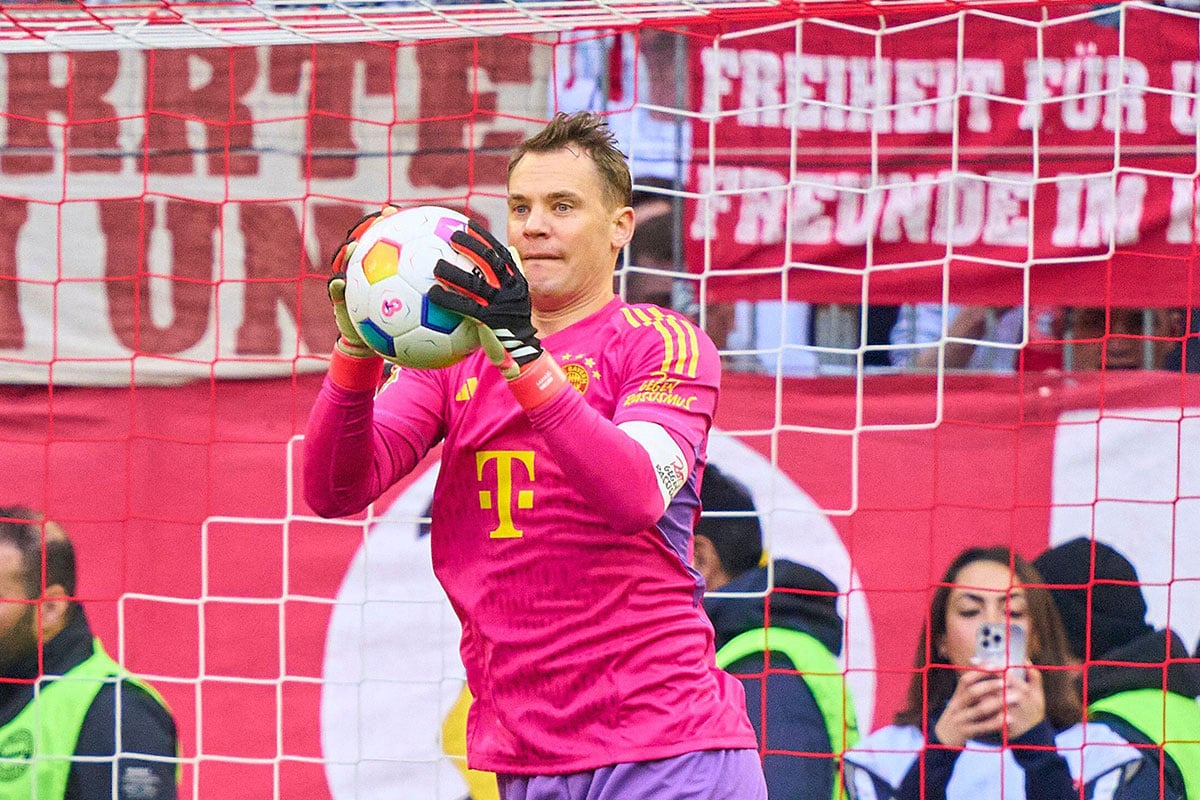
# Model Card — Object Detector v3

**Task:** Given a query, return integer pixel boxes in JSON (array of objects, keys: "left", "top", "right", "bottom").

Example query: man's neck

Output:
[{"left": 532, "top": 290, "right": 615, "bottom": 338}]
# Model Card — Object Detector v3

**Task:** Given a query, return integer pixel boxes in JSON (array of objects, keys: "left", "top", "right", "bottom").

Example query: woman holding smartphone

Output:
[{"left": 843, "top": 546, "right": 1153, "bottom": 800}]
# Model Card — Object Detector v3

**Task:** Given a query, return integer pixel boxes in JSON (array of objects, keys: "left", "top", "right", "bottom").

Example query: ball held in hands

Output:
[{"left": 327, "top": 205, "right": 401, "bottom": 359}]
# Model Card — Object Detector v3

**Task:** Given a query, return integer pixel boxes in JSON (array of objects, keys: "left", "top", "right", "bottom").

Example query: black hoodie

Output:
[
  {"left": 1083, "top": 627, "right": 1200, "bottom": 705},
  {"left": 703, "top": 559, "right": 850, "bottom": 800},
  {"left": 1083, "top": 628, "right": 1200, "bottom": 800},
  {"left": 0, "top": 607, "right": 178, "bottom": 800},
  {"left": 703, "top": 559, "right": 844, "bottom": 655}
]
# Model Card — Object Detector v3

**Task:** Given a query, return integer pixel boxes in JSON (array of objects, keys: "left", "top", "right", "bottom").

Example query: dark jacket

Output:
[
  {"left": 1085, "top": 628, "right": 1200, "bottom": 800},
  {"left": 0, "top": 607, "right": 178, "bottom": 800},
  {"left": 704, "top": 559, "right": 849, "bottom": 800}
]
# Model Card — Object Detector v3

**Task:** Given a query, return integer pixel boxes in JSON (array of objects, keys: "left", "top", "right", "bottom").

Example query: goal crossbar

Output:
[{"left": 0, "top": 0, "right": 1103, "bottom": 53}]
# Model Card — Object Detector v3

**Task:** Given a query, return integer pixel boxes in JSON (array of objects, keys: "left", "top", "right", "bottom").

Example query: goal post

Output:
[{"left": 0, "top": 1, "right": 1196, "bottom": 799}]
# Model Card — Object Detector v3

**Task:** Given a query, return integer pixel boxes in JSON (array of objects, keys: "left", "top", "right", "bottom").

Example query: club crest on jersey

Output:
[{"left": 557, "top": 353, "right": 600, "bottom": 395}]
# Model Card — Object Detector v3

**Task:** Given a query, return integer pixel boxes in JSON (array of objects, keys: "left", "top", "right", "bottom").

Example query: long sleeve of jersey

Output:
[
  {"left": 303, "top": 354, "right": 680, "bottom": 525},
  {"left": 303, "top": 369, "right": 442, "bottom": 518},
  {"left": 525, "top": 378, "right": 674, "bottom": 534}
]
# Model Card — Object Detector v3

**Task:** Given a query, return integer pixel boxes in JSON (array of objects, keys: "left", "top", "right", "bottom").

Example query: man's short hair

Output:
[
  {"left": 697, "top": 466, "right": 763, "bottom": 577},
  {"left": 509, "top": 111, "right": 632, "bottom": 210},
  {"left": 0, "top": 506, "right": 77, "bottom": 598}
]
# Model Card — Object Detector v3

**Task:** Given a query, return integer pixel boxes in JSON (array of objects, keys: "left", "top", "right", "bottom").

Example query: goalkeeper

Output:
[{"left": 304, "top": 111, "right": 765, "bottom": 799}]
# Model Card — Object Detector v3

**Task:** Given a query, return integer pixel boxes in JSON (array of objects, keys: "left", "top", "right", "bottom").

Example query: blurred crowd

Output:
[{"left": 617, "top": 185, "right": 1197, "bottom": 377}]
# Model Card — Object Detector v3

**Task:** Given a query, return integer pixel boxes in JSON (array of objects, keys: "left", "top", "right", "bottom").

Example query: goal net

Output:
[{"left": 0, "top": 1, "right": 1196, "bottom": 799}]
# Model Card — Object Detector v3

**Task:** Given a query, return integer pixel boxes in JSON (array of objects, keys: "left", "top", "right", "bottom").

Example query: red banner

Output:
[
  {"left": 685, "top": 4, "right": 1200, "bottom": 307},
  {"left": 2, "top": 371, "right": 1196, "bottom": 798},
  {"left": 0, "top": 41, "right": 548, "bottom": 386}
]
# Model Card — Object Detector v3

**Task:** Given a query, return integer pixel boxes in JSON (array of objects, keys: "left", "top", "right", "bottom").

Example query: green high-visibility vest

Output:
[
  {"left": 1090, "top": 688, "right": 1200, "bottom": 800},
  {"left": 0, "top": 638, "right": 172, "bottom": 800},
  {"left": 716, "top": 627, "right": 860, "bottom": 800}
]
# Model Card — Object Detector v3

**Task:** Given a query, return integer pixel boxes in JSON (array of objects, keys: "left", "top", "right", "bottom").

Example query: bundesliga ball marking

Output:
[
  {"left": 343, "top": 206, "right": 483, "bottom": 369},
  {"left": 380, "top": 294, "right": 405, "bottom": 319}
]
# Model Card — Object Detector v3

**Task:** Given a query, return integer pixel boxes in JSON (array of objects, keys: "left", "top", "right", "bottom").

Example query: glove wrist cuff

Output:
[
  {"left": 329, "top": 342, "right": 385, "bottom": 391},
  {"left": 507, "top": 352, "right": 568, "bottom": 410}
]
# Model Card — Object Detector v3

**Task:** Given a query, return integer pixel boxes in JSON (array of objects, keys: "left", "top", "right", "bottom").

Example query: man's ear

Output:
[
  {"left": 611, "top": 205, "right": 635, "bottom": 251},
  {"left": 38, "top": 584, "right": 71, "bottom": 639}
]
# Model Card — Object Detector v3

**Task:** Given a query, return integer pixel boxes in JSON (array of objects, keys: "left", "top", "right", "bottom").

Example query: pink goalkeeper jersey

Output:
[{"left": 305, "top": 297, "right": 757, "bottom": 774}]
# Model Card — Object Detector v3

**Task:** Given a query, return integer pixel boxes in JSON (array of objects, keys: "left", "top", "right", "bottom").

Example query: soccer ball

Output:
[{"left": 342, "top": 205, "right": 482, "bottom": 369}]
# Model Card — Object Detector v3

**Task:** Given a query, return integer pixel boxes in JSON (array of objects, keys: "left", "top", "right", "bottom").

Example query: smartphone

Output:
[{"left": 975, "top": 622, "right": 1027, "bottom": 680}]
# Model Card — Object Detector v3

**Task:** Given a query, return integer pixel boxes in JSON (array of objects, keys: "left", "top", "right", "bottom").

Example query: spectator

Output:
[
  {"left": 889, "top": 304, "right": 1025, "bottom": 371},
  {"left": 0, "top": 506, "right": 178, "bottom": 800},
  {"left": 550, "top": 31, "right": 690, "bottom": 180},
  {"left": 622, "top": 210, "right": 677, "bottom": 309},
  {"left": 1064, "top": 306, "right": 1187, "bottom": 370},
  {"left": 695, "top": 465, "right": 859, "bottom": 800},
  {"left": 1034, "top": 538, "right": 1200, "bottom": 800},
  {"left": 306, "top": 111, "right": 765, "bottom": 798},
  {"left": 631, "top": 175, "right": 678, "bottom": 224},
  {"left": 1160, "top": 307, "right": 1198, "bottom": 372},
  {"left": 843, "top": 546, "right": 1150, "bottom": 800}
]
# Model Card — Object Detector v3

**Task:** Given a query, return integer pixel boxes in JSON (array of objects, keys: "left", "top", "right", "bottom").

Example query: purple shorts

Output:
[{"left": 496, "top": 749, "right": 767, "bottom": 800}]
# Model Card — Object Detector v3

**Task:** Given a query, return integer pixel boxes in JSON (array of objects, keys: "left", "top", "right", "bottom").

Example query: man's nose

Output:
[{"left": 521, "top": 206, "right": 549, "bottom": 236}]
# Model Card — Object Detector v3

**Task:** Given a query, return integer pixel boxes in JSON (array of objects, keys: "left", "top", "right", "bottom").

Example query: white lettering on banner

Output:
[
  {"left": 735, "top": 167, "right": 792, "bottom": 244},
  {"left": 1051, "top": 174, "right": 1147, "bottom": 248},
  {"left": 1169, "top": 60, "right": 1200, "bottom": 134},
  {"left": 701, "top": 48, "right": 1006, "bottom": 134},
  {"left": 693, "top": 166, "right": 1016, "bottom": 247},
  {"left": 693, "top": 165, "right": 1159, "bottom": 249},
  {"left": 1168, "top": 178, "right": 1200, "bottom": 244},
  {"left": 793, "top": 178, "right": 840, "bottom": 244},
  {"left": 1018, "top": 55, "right": 1148, "bottom": 133},
  {"left": 982, "top": 173, "right": 1032, "bottom": 246},
  {"left": 0, "top": 44, "right": 550, "bottom": 385},
  {"left": 931, "top": 176, "right": 986, "bottom": 247},
  {"left": 700, "top": 45, "right": 1158, "bottom": 136},
  {"left": 878, "top": 179, "right": 935, "bottom": 244}
]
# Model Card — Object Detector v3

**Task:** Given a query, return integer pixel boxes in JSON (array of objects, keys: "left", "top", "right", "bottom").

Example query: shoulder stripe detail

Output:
[
  {"left": 658, "top": 309, "right": 701, "bottom": 378},
  {"left": 619, "top": 306, "right": 700, "bottom": 378}
]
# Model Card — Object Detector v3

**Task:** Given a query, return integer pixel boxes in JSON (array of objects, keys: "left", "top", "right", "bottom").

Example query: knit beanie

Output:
[
  {"left": 1033, "top": 537, "right": 1154, "bottom": 661},
  {"left": 697, "top": 465, "right": 763, "bottom": 578}
]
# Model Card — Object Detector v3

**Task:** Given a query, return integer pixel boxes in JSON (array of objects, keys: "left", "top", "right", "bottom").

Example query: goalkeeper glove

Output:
[
  {"left": 328, "top": 205, "right": 399, "bottom": 359},
  {"left": 429, "top": 220, "right": 567, "bottom": 408}
]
